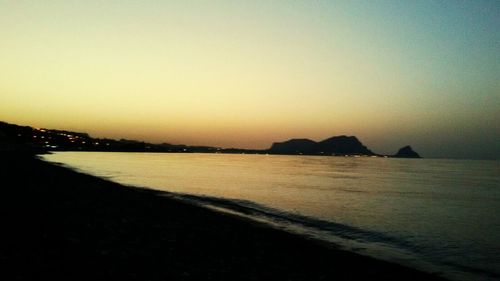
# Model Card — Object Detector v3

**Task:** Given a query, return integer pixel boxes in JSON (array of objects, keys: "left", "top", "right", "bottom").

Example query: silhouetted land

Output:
[
  {"left": 0, "top": 121, "right": 421, "bottom": 157},
  {"left": 393, "top": 145, "right": 421, "bottom": 158},
  {"left": 268, "top": 136, "right": 375, "bottom": 155},
  {"left": 0, "top": 148, "right": 444, "bottom": 280}
]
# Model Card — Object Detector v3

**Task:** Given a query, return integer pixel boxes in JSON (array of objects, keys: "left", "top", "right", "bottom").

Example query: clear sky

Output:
[{"left": 1, "top": 0, "right": 498, "bottom": 159}]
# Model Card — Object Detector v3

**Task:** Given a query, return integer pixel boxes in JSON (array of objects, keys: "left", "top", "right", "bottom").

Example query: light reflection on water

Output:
[{"left": 42, "top": 152, "right": 500, "bottom": 281}]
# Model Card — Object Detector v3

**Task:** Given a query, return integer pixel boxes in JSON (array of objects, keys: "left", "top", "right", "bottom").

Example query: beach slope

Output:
[{"left": 0, "top": 153, "right": 445, "bottom": 280}]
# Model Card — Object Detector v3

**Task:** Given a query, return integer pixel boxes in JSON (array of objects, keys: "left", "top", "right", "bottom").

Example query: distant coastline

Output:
[{"left": 0, "top": 121, "right": 420, "bottom": 158}]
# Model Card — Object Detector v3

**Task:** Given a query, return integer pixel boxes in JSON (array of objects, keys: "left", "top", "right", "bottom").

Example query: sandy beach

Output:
[{"left": 0, "top": 152, "right": 446, "bottom": 280}]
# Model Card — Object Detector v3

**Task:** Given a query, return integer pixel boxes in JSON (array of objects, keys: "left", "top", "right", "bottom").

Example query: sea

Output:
[{"left": 41, "top": 152, "right": 500, "bottom": 281}]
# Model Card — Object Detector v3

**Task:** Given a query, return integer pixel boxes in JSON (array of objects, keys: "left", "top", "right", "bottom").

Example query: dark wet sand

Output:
[{"left": 0, "top": 152, "right": 446, "bottom": 280}]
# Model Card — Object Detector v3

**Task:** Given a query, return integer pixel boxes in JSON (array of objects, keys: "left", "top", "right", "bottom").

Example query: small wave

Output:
[
  {"left": 161, "top": 192, "right": 500, "bottom": 281},
  {"left": 163, "top": 192, "right": 414, "bottom": 250}
]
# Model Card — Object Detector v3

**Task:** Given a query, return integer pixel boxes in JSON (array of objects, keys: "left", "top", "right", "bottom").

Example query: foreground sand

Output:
[{"left": 0, "top": 152, "right": 446, "bottom": 280}]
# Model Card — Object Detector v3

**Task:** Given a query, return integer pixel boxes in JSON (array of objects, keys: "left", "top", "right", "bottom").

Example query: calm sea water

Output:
[{"left": 41, "top": 152, "right": 500, "bottom": 280}]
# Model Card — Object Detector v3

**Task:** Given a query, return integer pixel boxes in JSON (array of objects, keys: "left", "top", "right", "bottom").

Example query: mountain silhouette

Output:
[
  {"left": 0, "top": 121, "right": 422, "bottom": 158},
  {"left": 269, "top": 135, "right": 374, "bottom": 156},
  {"left": 269, "top": 139, "right": 317, "bottom": 154},
  {"left": 316, "top": 136, "right": 374, "bottom": 155}
]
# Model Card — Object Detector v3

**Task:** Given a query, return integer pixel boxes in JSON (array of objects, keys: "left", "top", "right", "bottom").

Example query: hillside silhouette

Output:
[{"left": 0, "top": 121, "right": 421, "bottom": 158}]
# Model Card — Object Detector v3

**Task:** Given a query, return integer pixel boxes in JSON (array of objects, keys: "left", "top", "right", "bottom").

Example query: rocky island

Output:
[{"left": 392, "top": 145, "right": 421, "bottom": 158}]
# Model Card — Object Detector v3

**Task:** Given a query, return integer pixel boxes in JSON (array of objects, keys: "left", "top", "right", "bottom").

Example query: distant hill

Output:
[
  {"left": 316, "top": 136, "right": 374, "bottom": 155},
  {"left": 0, "top": 121, "right": 220, "bottom": 153},
  {"left": 0, "top": 121, "right": 421, "bottom": 158},
  {"left": 268, "top": 135, "right": 374, "bottom": 156},
  {"left": 269, "top": 139, "right": 317, "bottom": 154}
]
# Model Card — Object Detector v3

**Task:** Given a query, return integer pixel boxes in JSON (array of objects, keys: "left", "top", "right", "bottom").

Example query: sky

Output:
[{"left": 0, "top": 0, "right": 498, "bottom": 159}]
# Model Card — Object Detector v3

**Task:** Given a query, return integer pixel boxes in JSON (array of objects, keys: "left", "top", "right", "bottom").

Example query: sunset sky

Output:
[{"left": 1, "top": 1, "right": 498, "bottom": 159}]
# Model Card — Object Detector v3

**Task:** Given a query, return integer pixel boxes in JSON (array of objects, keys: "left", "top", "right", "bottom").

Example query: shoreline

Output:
[{"left": 0, "top": 152, "right": 447, "bottom": 280}]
